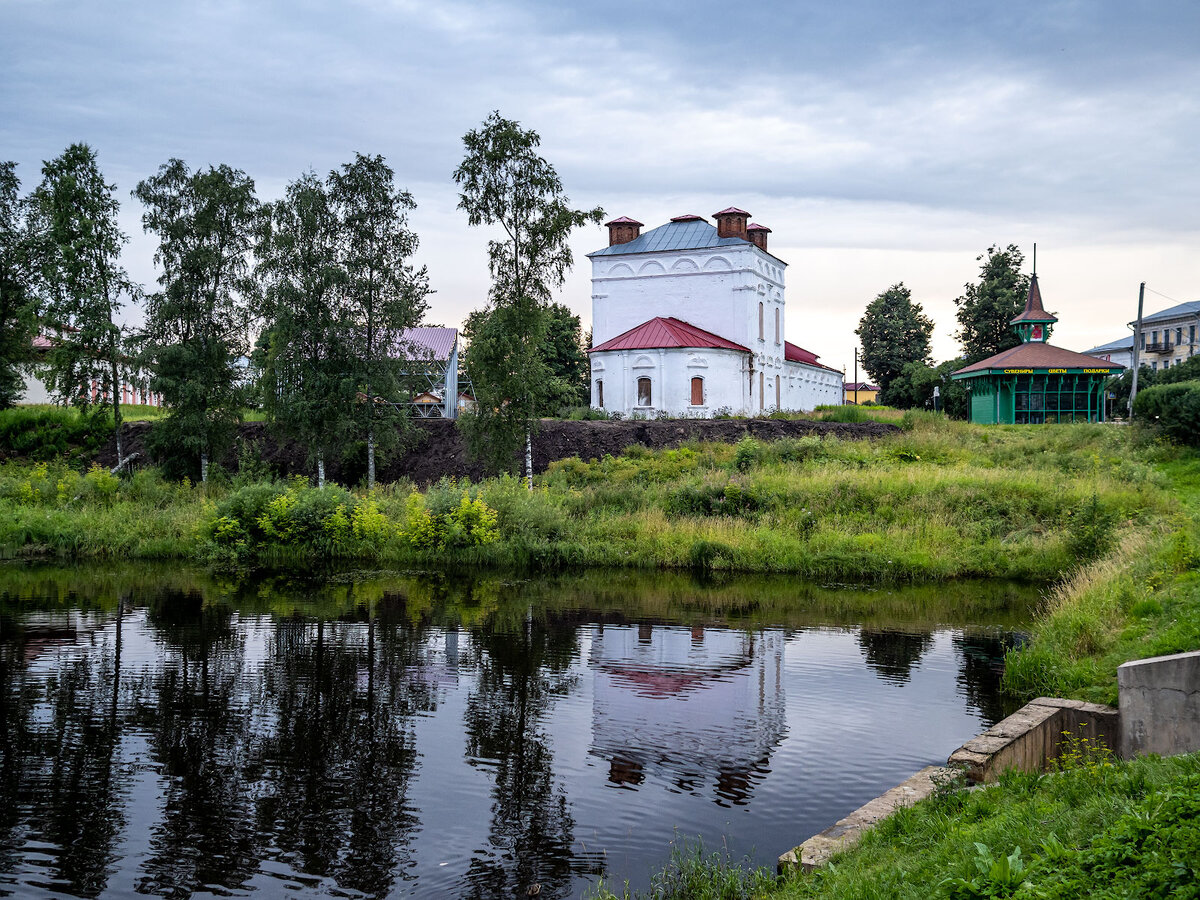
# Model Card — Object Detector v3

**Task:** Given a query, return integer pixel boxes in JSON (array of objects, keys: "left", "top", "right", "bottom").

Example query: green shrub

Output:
[{"left": 1132, "top": 381, "right": 1200, "bottom": 447}]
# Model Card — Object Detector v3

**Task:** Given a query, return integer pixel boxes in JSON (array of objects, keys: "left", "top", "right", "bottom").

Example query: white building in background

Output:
[
  {"left": 587, "top": 208, "right": 843, "bottom": 417},
  {"left": 1082, "top": 335, "right": 1135, "bottom": 369},
  {"left": 1128, "top": 300, "right": 1200, "bottom": 372}
]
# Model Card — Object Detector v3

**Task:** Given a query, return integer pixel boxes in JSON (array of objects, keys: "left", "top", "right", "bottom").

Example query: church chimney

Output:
[
  {"left": 747, "top": 222, "right": 771, "bottom": 252},
  {"left": 713, "top": 207, "right": 750, "bottom": 240},
  {"left": 605, "top": 216, "right": 644, "bottom": 247}
]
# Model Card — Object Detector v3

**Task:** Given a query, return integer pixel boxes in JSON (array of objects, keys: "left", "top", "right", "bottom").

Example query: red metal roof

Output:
[
  {"left": 747, "top": 222, "right": 772, "bottom": 232},
  {"left": 605, "top": 215, "right": 644, "bottom": 226},
  {"left": 670, "top": 214, "right": 705, "bottom": 222},
  {"left": 589, "top": 317, "right": 750, "bottom": 354},
  {"left": 784, "top": 341, "right": 839, "bottom": 371},
  {"left": 713, "top": 207, "right": 750, "bottom": 216}
]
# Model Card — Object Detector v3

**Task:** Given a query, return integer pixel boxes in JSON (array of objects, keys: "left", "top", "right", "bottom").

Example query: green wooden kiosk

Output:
[{"left": 951, "top": 275, "right": 1124, "bottom": 424}]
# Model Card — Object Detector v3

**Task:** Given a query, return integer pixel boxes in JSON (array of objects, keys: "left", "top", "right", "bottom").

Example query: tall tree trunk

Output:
[
  {"left": 200, "top": 451, "right": 209, "bottom": 484},
  {"left": 367, "top": 427, "right": 375, "bottom": 490},
  {"left": 318, "top": 457, "right": 326, "bottom": 489},
  {"left": 110, "top": 333, "right": 123, "bottom": 466},
  {"left": 525, "top": 429, "right": 533, "bottom": 491}
]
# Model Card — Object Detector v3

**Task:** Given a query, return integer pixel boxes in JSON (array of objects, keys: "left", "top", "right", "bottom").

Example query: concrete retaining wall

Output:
[
  {"left": 1119, "top": 650, "right": 1200, "bottom": 759},
  {"left": 947, "top": 696, "right": 1119, "bottom": 783}
]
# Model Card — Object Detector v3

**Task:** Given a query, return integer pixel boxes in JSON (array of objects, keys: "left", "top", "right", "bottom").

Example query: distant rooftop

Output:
[
  {"left": 1083, "top": 335, "right": 1134, "bottom": 354},
  {"left": 1131, "top": 300, "right": 1200, "bottom": 326},
  {"left": 398, "top": 326, "right": 457, "bottom": 361}
]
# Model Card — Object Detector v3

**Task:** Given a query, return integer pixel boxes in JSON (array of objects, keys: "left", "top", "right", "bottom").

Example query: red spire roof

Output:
[
  {"left": 604, "top": 215, "right": 644, "bottom": 227},
  {"left": 670, "top": 214, "right": 705, "bottom": 222},
  {"left": 713, "top": 207, "right": 750, "bottom": 216},
  {"left": 1010, "top": 273, "right": 1057, "bottom": 325},
  {"left": 747, "top": 223, "right": 771, "bottom": 232},
  {"left": 589, "top": 317, "right": 751, "bottom": 354}
]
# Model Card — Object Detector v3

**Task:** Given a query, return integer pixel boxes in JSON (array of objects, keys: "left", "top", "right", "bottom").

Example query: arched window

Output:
[
  {"left": 637, "top": 377, "right": 652, "bottom": 407},
  {"left": 759, "top": 371, "right": 765, "bottom": 410},
  {"left": 597, "top": 379, "right": 604, "bottom": 408},
  {"left": 758, "top": 302, "right": 764, "bottom": 340},
  {"left": 774, "top": 307, "right": 780, "bottom": 344},
  {"left": 690, "top": 376, "right": 704, "bottom": 406},
  {"left": 775, "top": 374, "right": 780, "bottom": 409}
]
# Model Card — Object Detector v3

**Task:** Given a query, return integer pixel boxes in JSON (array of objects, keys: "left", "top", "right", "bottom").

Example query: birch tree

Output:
[
  {"left": 30, "top": 144, "right": 136, "bottom": 463},
  {"left": 134, "top": 159, "right": 258, "bottom": 481},
  {"left": 0, "top": 162, "right": 36, "bottom": 408},
  {"left": 256, "top": 171, "right": 347, "bottom": 488},
  {"left": 328, "top": 153, "right": 429, "bottom": 489},
  {"left": 453, "top": 112, "right": 602, "bottom": 486}
]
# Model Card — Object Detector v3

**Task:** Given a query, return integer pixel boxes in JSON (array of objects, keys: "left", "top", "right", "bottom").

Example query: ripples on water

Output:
[{"left": 0, "top": 566, "right": 1035, "bottom": 899}]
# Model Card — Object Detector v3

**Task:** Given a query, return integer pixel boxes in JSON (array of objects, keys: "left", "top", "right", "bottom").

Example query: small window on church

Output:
[
  {"left": 690, "top": 376, "right": 703, "bottom": 406},
  {"left": 758, "top": 302, "right": 764, "bottom": 340},
  {"left": 775, "top": 374, "right": 780, "bottom": 409},
  {"left": 759, "top": 371, "right": 764, "bottom": 409},
  {"left": 774, "top": 307, "right": 780, "bottom": 344},
  {"left": 597, "top": 380, "right": 604, "bottom": 408},
  {"left": 637, "top": 377, "right": 652, "bottom": 407}
]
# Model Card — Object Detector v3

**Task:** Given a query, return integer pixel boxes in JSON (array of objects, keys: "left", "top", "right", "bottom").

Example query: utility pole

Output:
[
  {"left": 854, "top": 347, "right": 859, "bottom": 405},
  {"left": 1129, "top": 282, "right": 1145, "bottom": 418}
]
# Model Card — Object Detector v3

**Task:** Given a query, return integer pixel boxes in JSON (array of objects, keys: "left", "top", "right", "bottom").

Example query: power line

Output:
[{"left": 1145, "top": 286, "right": 1187, "bottom": 305}]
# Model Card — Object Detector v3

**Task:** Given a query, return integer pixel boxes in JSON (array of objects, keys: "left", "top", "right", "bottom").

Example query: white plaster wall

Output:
[
  {"left": 591, "top": 244, "right": 786, "bottom": 349},
  {"left": 784, "top": 361, "right": 844, "bottom": 411},
  {"left": 591, "top": 347, "right": 750, "bottom": 417}
]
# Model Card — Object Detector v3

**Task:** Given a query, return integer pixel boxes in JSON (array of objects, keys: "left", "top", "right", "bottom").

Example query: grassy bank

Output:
[
  {"left": 588, "top": 752, "right": 1200, "bottom": 900},
  {"left": 0, "top": 414, "right": 1178, "bottom": 583}
]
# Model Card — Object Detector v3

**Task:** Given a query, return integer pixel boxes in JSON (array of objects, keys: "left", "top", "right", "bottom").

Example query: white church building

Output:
[{"left": 588, "top": 208, "right": 843, "bottom": 417}]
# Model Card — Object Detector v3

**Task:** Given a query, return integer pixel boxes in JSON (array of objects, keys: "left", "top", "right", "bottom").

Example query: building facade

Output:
[
  {"left": 1082, "top": 335, "right": 1135, "bottom": 369},
  {"left": 587, "top": 209, "right": 842, "bottom": 417},
  {"left": 1129, "top": 300, "right": 1200, "bottom": 372},
  {"left": 952, "top": 274, "right": 1123, "bottom": 424}
]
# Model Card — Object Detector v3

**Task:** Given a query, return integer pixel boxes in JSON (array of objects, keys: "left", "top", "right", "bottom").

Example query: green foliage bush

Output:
[
  {"left": 0, "top": 406, "right": 115, "bottom": 463},
  {"left": 1132, "top": 380, "right": 1200, "bottom": 447}
]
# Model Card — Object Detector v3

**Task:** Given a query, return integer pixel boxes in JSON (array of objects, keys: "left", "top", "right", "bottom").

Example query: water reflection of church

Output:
[{"left": 589, "top": 623, "right": 787, "bottom": 805}]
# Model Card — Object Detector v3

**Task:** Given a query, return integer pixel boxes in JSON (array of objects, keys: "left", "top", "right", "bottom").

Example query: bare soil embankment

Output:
[{"left": 99, "top": 417, "right": 900, "bottom": 484}]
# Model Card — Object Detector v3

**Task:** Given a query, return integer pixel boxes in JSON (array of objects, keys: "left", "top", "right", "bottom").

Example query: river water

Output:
[{"left": 0, "top": 565, "right": 1036, "bottom": 899}]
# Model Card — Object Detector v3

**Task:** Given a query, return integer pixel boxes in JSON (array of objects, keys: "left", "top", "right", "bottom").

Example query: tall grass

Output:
[{"left": 0, "top": 418, "right": 1182, "bottom": 586}]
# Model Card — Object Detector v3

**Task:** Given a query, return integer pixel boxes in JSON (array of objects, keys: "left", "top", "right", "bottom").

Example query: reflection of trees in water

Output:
[
  {"left": 954, "top": 632, "right": 1017, "bottom": 726},
  {"left": 0, "top": 606, "right": 127, "bottom": 897},
  {"left": 253, "top": 606, "right": 435, "bottom": 898},
  {"left": 858, "top": 628, "right": 935, "bottom": 683},
  {"left": 461, "top": 616, "right": 593, "bottom": 900},
  {"left": 136, "top": 589, "right": 258, "bottom": 897}
]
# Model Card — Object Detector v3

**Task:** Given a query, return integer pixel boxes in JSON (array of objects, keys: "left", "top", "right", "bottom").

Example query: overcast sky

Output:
[{"left": 4, "top": 0, "right": 1199, "bottom": 372}]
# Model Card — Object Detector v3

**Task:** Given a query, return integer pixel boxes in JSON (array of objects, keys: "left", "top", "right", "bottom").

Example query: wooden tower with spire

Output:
[{"left": 951, "top": 259, "right": 1125, "bottom": 424}]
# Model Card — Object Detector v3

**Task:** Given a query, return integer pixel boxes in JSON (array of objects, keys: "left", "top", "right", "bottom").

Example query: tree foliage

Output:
[
  {"left": 887, "top": 358, "right": 970, "bottom": 418},
  {"left": 134, "top": 159, "right": 258, "bottom": 481},
  {"left": 855, "top": 282, "right": 933, "bottom": 404},
  {"left": 955, "top": 244, "right": 1030, "bottom": 364},
  {"left": 328, "top": 153, "right": 430, "bottom": 487},
  {"left": 255, "top": 171, "right": 347, "bottom": 480},
  {"left": 453, "top": 111, "right": 603, "bottom": 480},
  {"left": 0, "top": 162, "right": 36, "bottom": 408},
  {"left": 29, "top": 143, "right": 136, "bottom": 459}
]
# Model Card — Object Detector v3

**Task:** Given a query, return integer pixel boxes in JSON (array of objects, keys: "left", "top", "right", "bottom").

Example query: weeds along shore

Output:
[{"left": 0, "top": 412, "right": 1176, "bottom": 582}]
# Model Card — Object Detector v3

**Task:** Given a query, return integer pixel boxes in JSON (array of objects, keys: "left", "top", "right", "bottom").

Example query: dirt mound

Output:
[{"left": 99, "top": 417, "right": 900, "bottom": 484}]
